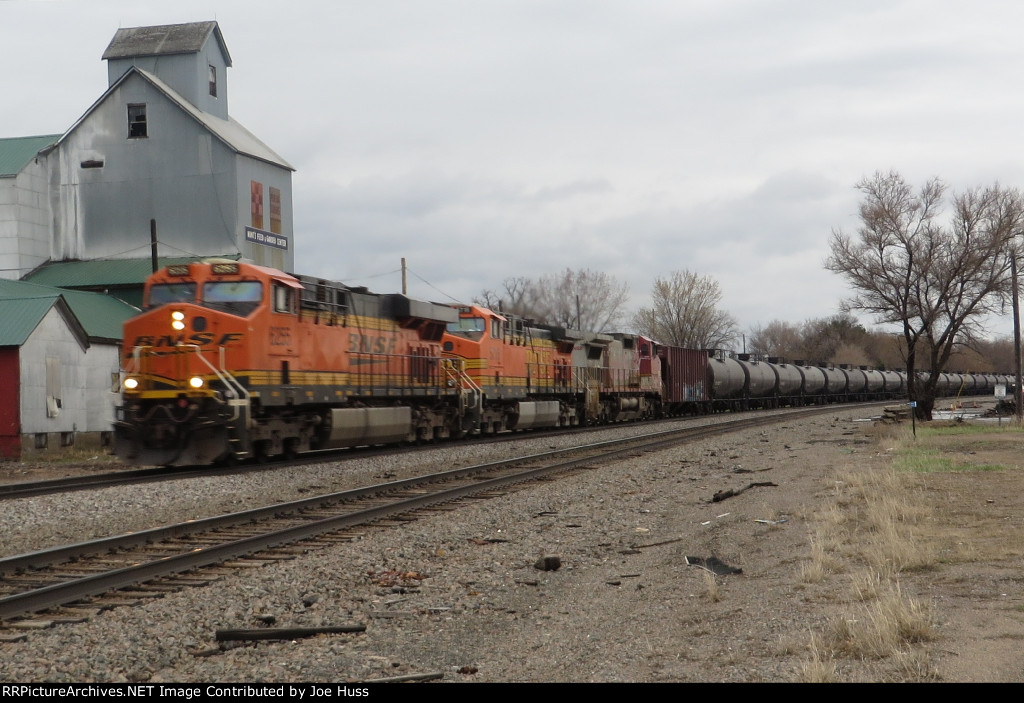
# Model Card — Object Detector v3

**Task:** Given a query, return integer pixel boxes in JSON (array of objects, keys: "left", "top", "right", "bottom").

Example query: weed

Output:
[
  {"left": 850, "top": 569, "right": 882, "bottom": 602},
  {"left": 797, "top": 632, "right": 837, "bottom": 683},
  {"left": 701, "top": 569, "right": 721, "bottom": 602},
  {"left": 831, "top": 582, "right": 936, "bottom": 659}
]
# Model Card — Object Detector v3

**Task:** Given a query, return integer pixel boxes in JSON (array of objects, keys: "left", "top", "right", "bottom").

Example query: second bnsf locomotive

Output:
[{"left": 114, "top": 260, "right": 997, "bottom": 466}]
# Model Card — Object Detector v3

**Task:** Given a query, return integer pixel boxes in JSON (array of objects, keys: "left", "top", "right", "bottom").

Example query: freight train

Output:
[{"left": 113, "top": 261, "right": 1005, "bottom": 466}]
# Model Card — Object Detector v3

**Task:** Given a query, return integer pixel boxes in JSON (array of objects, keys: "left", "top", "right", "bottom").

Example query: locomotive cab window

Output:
[
  {"left": 273, "top": 283, "right": 296, "bottom": 314},
  {"left": 203, "top": 280, "right": 263, "bottom": 317},
  {"left": 147, "top": 282, "right": 197, "bottom": 308},
  {"left": 445, "top": 317, "right": 486, "bottom": 340}
]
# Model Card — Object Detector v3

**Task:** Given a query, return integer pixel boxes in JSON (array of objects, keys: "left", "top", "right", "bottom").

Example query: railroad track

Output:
[
  {"left": 0, "top": 403, "right": 892, "bottom": 500},
  {"left": 0, "top": 404, "right": 885, "bottom": 627},
  {"left": 0, "top": 413, "right": 733, "bottom": 500}
]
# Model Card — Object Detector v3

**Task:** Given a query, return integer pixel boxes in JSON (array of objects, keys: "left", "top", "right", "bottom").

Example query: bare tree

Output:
[
  {"left": 474, "top": 277, "right": 533, "bottom": 316},
  {"left": 633, "top": 270, "right": 738, "bottom": 349},
  {"left": 826, "top": 171, "right": 1023, "bottom": 418},
  {"left": 969, "top": 336, "right": 1016, "bottom": 373},
  {"left": 748, "top": 319, "right": 803, "bottom": 359},
  {"left": 800, "top": 314, "right": 868, "bottom": 363},
  {"left": 474, "top": 269, "right": 629, "bottom": 332},
  {"left": 527, "top": 268, "right": 630, "bottom": 332}
]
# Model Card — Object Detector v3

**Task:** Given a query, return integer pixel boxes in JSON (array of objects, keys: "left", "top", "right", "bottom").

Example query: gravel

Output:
[{"left": 0, "top": 409, "right": 885, "bottom": 682}]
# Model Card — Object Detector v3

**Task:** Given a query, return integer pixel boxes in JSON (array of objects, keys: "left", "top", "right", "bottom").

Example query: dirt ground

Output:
[{"left": 709, "top": 410, "right": 1024, "bottom": 682}]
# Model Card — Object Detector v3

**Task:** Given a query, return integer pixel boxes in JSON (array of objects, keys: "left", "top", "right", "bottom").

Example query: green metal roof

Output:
[
  {"left": 0, "top": 297, "right": 64, "bottom": 347},
  {"left": 0, "top": 134, "right": 60, "bottom": 177},
  {"left": 23, "top": 254, "right": 241, "bottom": 288},
  {"left": 0, "top": 278, "right": 138, "bottom": 344}
]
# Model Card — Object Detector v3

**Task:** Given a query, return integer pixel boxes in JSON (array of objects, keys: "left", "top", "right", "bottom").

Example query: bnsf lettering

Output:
[
  {"left": 132, "top": 333, "right": 244, "bottom": 347},
  {"left": 269, "top": 326, "right": 292, "bottom": 346},
  {"left": 348, "top": 333, "right": 397, "bottom": 354}
]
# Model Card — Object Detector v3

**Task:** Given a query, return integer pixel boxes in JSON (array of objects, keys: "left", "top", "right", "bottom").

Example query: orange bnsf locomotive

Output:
[{"left": 114, "top": 261, "right": 668, "bottom": 466}]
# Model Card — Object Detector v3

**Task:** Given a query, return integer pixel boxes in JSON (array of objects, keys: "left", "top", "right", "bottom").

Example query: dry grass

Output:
[
  {"left": 790, "top": 418, "right": 1024, "bottom": 680},
  {"left": 827, "top": 581, "right": 937, "bottom": 660},
  {"left": 796, "top": 424, "right": 954, "bottom": 678},
  {"left": 800, "top": 530, "right": 839, "bottom": 584},
  {"left": 850, "top": 569, "right": 882, "bottom": 602},
  {"left": 797, "top": 632, "right": 837, "bottom": 683},
  {"left": 700, "top": 568, "right": 722, "bottom": 602}
]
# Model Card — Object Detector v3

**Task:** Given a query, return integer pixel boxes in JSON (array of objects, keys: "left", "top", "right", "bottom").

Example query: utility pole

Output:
[
  {"left": 150, "top": 219, "right": 159, "bottom": 273},
  {"left": 401, "top": 258, "right": 407, "bottom": 295},
  {"left": 1012, "top": 244, "right": 1022, "bottom": 423}
]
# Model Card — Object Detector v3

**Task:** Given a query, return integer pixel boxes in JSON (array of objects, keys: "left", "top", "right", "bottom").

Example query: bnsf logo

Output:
[
  {"left": 131, "top": 333, "right": 245, "bottom": 347},
  {"left": 349, "top": 333, "right": 397, "bottom": 354}
]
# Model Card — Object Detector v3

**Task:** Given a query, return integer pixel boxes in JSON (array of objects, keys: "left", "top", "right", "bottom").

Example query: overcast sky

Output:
[{"left": 4, "top": 0, "right": 1024, "bottom": 340}]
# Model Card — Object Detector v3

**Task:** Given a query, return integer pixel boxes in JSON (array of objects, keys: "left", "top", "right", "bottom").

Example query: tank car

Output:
[{"left": 771, "top": 361, "right": 804, "bottom": 406}]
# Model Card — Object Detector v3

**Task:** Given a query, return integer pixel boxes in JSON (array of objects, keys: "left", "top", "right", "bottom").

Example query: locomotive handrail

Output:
[
  {"left": 441, "top": 358, "right": 482, "bottom": 415},
  {"left": 193, "top": 344, "right": 250, "bottom": 407}
]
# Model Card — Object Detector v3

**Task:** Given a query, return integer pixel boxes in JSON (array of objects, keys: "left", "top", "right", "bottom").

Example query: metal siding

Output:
[
  {"left": 660, "top": 346, "right": 710, "bottom": 403},
  {"left": 0, "top": 298, "right": 54, "bottom": 346},
  {"left": 0, "top": 155, "right": 53, "bottom": 280},
  {"left": 23, "top": 255, "right": 236, "bottom": 288},
  {"left": 56, "top": 76, "right": 243, "bottom": 263},
  {"left": 0, "top": 279, "right": 137, "bottom": 342},
  {"left": 19, "top": 307, "right": 120, "bottom": 434}
]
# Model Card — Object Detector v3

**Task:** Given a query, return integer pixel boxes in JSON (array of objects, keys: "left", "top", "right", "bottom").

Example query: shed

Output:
[{"left": 0, "top": 279, "right": 138, "bottom": 459}]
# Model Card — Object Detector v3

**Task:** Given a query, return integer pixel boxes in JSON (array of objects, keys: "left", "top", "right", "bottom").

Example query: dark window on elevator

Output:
[
  {"left": 127, "top": 104, "right": 147, "bottom": 138},
  {"left": 209, "top": 65, "right": 217, "bottom": 97}
]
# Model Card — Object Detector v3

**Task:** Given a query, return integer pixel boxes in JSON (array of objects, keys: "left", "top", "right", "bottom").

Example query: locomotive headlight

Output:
[
  {"left": 123, "top": 377, "right": 140, "bottom": 390},
  {"left": 188, "top": 376, "right": 205, "bottom": 389},
  {"left": 171, "top": 310, "right": 186, "bottom": 331}
]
